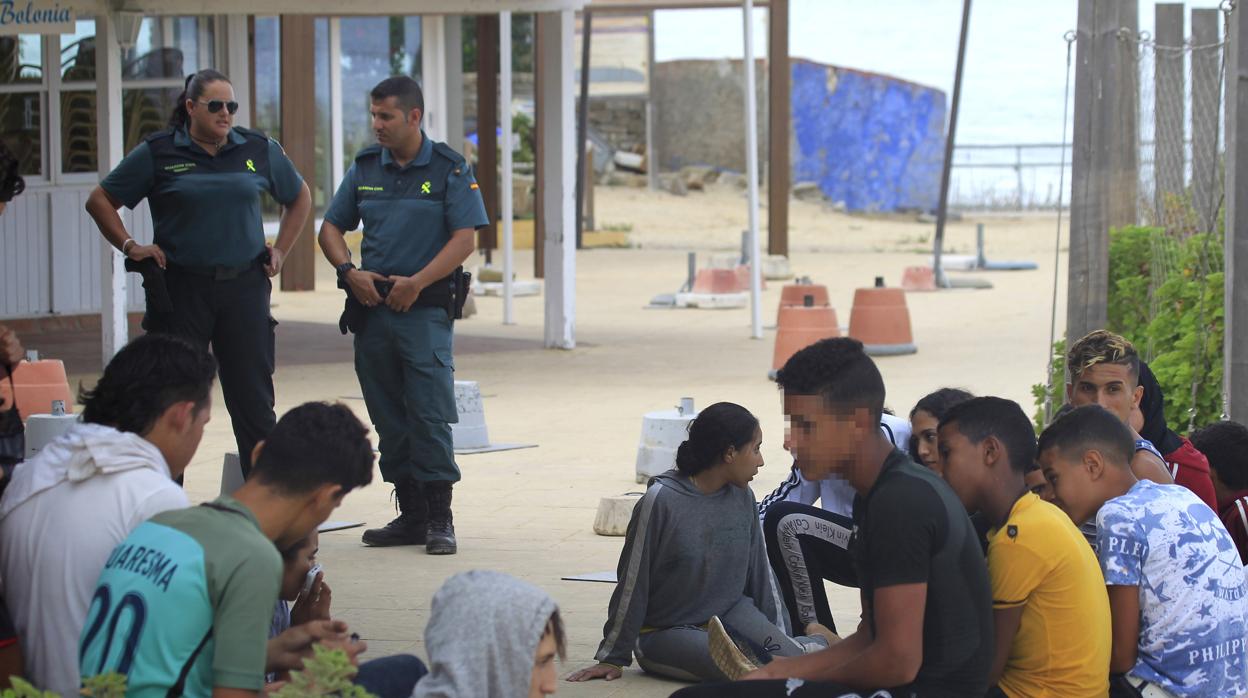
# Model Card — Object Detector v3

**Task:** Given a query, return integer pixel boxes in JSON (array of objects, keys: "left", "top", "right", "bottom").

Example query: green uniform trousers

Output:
[{"left": 353, "top": 305, "right": 460, "bottom": 483}]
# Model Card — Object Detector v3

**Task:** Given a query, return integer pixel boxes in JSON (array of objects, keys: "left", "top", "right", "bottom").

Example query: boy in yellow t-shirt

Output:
[{"left": 939, "top": 397, "right": 1111, "bottom": 697}]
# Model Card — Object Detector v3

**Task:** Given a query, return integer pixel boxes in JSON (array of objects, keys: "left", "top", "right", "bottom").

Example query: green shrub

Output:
[
  {"left": 271, "top": 646, "right": 378, "bottom": 698},
  {"left": 0, "top": 674, "right": 125, "bottom": 698},
  {"left": 1031, "top": 224, "right": 1224, "bottom": 434},
  {"left": 1030, "top": 340, "right": 1066, "bottom": 433}
]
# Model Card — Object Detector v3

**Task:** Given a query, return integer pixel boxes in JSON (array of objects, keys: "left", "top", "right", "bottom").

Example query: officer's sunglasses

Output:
[{"left": 197, "top": 100, "right": 239, "bottom": 115}]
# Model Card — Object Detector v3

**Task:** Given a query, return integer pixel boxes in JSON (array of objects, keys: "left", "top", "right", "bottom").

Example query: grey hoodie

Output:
[
  {"left": 413, "top": 570, "right": 558, "bottom": 698},
  {"left": 594, "top": 469, "right": 788, "bottom": 667}
]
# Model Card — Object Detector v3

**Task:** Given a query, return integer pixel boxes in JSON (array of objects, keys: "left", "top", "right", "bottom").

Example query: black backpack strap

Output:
[{"left": 166, "top": 628, "right": 213, "bottom": 698}]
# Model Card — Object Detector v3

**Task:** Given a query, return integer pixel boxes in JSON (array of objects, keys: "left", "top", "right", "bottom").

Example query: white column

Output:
[
  {"left": 97, "top": 13, "right": 127, "bottom": 363},
  {"left": 742, "top": 1, "right": 763, "bottom": 339},
  {"left": 224, "top": 15, "right": 252, "bottom": 128},
  {"left": 501, "top": 11, "right": 515, "bottom": 325},
  {"left": 329, "top": 17, "right": 344, "bottom": 193},
  {"left": 420, "top": 15, "right": 449, "bottom": 143},
  {"left": 537, "top": 11, "right": 576, "bottom": 349},
  {"left": 444, "top": 15, "right": 465, "bottom": 153}
]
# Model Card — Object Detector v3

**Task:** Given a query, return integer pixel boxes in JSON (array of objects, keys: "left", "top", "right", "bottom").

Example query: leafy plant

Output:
[
  {"left": 512, "top": 112, "right": 535, "bottom": 165},
  {"left": 0, "top": 678, "right": 56, "bottom": 698},
  {"left": 1030, "top": 340, "right": 1066, "bottom": 433},
  {"left": 80, "top": 674, "right": 127, "bottom": 698},
  {"left": 270, "top": 646, "right": 378, "bottom": 698},
  {"left": 0, "top": 673, "right": 125, "bottom": 698},
  {"left": 1031, "top": 224, "right": 1225, "bottom": 433}
]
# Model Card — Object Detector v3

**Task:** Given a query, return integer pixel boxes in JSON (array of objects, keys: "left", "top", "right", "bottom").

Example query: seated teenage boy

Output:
[
  {"left": 1066, "top": 330, "right": 1216, "bottom": 508},
  {"left": 80, "top": 402, "right": 375, "bottom": 696},
  {"left": 1190, "top": 420, "right": 1248, "bottom": 563},
  {"left": 1039, "top": 405, "right": 1248, "bottom": 698},
  {"left": 673, "top": 338, "right": 993, "bottom": 698},
  {"left": 756, "top": 400, "right": 911, "bottom": 634},
  {"left": 938, "top": 397, "right": 1110, "bottom": 697},
  {"left": 0, "top": 334, "right": 215, "bottom": 695}
]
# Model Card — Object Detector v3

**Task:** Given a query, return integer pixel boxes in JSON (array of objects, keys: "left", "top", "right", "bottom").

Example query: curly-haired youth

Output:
[
  {"left": 79, "top": 334, "right": 217, "bottom": 435},
  {"left": 675, "top": 402, "right": 759, "bottom": 477}
]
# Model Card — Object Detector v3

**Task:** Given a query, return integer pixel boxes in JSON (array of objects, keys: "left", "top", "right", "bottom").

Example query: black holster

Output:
[
  {"left": 124, "top": 257, "right": 174, "bottom": 313},
  {"left": 337, "top": 267, "right": 471, "bottom": 335}
]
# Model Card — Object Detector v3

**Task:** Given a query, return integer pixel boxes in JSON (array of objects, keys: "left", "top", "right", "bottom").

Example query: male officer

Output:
[{"left": 318, "top": 76, "right": 488, "bottom": 555}]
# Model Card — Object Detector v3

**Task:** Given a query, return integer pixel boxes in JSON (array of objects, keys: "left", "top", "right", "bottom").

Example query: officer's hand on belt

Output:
[
  {"left": 126, "top": 242, "right": 167, "bottom": 269},
  {"left": 264, "top": 245, "right": 285, "bottom": 278},
  {"left": 346, "top": 269, "right": 387, "bottom": 307},
  {"left": 385, "top": 275, "right": 425, "bottom": 313}
]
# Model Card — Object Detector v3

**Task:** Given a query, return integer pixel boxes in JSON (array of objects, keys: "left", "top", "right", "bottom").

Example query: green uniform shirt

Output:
[
  {"left": 100, "top": 126, "right": 304, "bottom": 267},
  {"left": 79, "top": 495, "right": 281, "bottom": 695},
  {"left": 324, "top": 132, "right": 489, "bottom": 277}
]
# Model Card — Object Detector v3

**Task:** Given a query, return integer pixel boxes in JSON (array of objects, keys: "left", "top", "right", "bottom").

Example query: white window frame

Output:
[
  {"left": 0, "top": 34, "right": 51, "bottom": 185},
  {"left": 0, "top": 16, "right": 214, "bottom": 188}
]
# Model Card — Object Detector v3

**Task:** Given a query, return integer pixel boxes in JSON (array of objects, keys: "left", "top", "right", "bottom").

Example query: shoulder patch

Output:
[
  {"left": 354, "top": 145, "right": 384, "bottom": 162},
  {"left": 143, "top": 128, "right": 176, "bottom": 144},
  {"left": 431, "top": 142, "right": 467, "bottom": 166}
]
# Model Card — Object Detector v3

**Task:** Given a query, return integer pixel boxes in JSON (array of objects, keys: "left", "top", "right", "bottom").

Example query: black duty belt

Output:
[
  {"left": 168, "top": 257, "right": 262, "bottom": 281},
  {"left": 337, "top": 267, "right": 472, "bottom": 335}
]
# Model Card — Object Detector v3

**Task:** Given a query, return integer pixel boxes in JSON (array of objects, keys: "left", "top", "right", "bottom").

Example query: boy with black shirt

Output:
[{"left": 674, "top": 338, "right": 993, "bottom": 698}]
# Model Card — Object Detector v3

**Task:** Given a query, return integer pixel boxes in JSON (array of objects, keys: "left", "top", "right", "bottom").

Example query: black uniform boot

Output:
[
  {"left": 361, "top": 479, "right": 427, "bottom": 547},
  {"left": 425, "top": 480, "right": 457, "bottom": 555}
]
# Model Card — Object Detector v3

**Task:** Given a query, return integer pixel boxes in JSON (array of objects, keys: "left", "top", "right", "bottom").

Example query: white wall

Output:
[{"left": 0, "top": 185, "right": 149, "bottom": 319}]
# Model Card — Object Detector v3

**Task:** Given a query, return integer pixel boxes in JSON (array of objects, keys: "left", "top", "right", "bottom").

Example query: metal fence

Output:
[
  {"left": 949, "top": 142, "right": 1071, "bottom": 211},
  {"left": 949, "top": 140, "right": 1207, "bottom": 212}
]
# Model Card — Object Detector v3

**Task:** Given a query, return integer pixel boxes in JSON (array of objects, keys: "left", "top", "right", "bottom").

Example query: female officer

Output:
[{"left": 85, "top": 69, "right": 312, "bottom": 477}]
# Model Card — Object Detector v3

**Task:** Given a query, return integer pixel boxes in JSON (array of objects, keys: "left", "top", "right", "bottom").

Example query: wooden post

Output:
[
  {"left": 279, "top": 15, "right": 317, "bottom": 292},
  {"left": 1154, "top": 3, "right": 1184, "bottom": 221},
  {"left": 1191, "top": 8, "right": 1220, "bottom": 232},
  {"left": 1225, "top": 3, "right": 1248, "bottom": 421},
  {"left": 476, "top": 15, "right": 500, "bottom": 254},
  {"left": 1109, "top": 0, "right": 1138, "bottom": 228},
  {"left": 767, "top": 0, "right": 790, "bottom": 258},
  {"left": 1068, "top": 0, "right": 1115, "bottom": 343}
]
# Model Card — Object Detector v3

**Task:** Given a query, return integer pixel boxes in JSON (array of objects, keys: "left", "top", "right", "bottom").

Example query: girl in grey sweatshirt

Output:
[{"left": 567, "top": 403, "right": 828, "bottom": 684}]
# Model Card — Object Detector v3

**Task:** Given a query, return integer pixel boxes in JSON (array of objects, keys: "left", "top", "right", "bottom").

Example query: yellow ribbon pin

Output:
[
  {"left": 246, "top": 159, "right": 256, "bottom": 172},
  {"left": 421, "top": 181, "right": 432, "bottom": 194}
]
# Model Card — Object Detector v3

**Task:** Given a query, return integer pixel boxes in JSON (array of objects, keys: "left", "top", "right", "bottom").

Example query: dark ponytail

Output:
[
  {"left": 169, "top": 69, "right": 231, "bottom": 129},
  {"left": 674, "top": 402, "right": 760, "bottom": 477}
]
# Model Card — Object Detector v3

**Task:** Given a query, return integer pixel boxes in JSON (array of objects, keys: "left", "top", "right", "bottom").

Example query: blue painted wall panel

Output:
[{"left": 791, "top": 61, "right": 946, "bottom": 213}]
